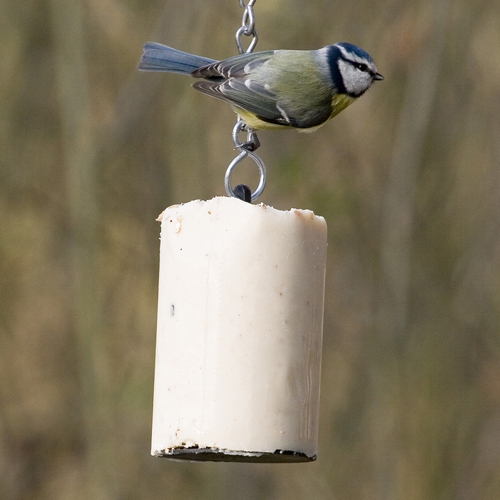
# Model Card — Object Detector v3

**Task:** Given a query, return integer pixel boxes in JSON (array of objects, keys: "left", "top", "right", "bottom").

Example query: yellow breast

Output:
[
  {"left": 330, "top": 93, "right": 357, "bottom": 119},
  {"left": 232, "top": 93, "right": 357, "bottom": 132},
  {"left": 231, "top": 106, "right": 291, "bottom": 131}
]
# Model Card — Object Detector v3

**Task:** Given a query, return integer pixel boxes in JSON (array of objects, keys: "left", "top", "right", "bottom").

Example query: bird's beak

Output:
[{"left": 374, "top": 72, "right": 384, "bottom": 81}]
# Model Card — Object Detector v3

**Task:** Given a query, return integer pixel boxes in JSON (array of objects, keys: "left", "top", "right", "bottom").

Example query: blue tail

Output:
[{"left": 138, "top": 42, "right": 215, "bottom": 74}]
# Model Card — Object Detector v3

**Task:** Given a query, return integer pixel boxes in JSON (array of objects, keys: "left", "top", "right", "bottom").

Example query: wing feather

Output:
[
  {"left": 191, "top": 51, "right": 275, "bottom": 79},
  {"left": 193, "top": 79, "right": 287, "bottom": 125},
  {"left": 191, "top": 49, "right": 332, "bottom": 128}
]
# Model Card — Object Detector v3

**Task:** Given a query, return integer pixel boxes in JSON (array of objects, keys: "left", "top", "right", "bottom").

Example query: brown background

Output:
[{"left": 1, "top": 0, "right": 500, "bottom": 498}]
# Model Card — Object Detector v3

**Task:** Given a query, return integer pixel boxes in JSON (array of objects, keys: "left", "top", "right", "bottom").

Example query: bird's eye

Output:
[{"left": 355, "top": 63, "right": 368, "bottom": 72}]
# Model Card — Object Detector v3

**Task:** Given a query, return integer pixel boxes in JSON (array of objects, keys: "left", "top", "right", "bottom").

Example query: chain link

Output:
[
  {"left": 236, "top": 0, "right": 258, "bottom": 54},
  {"left": 225, "top": 0, "right": 266, "bottom": 202}
]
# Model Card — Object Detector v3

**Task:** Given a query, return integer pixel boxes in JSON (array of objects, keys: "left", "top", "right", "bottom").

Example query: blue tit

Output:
[{"left": 138, "top": 42, "right": 383, "bottom": 132}]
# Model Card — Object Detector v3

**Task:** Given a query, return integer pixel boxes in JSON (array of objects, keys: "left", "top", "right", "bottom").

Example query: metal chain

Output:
[
  {"left": 235, "top": 0, "right": 258, "bottom": 54},
  {"left": 225, "top": 0, "right": 266, "bottom": 203}
]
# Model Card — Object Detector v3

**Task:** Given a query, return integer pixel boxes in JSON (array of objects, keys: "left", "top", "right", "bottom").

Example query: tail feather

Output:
[{"left": 138, "top": 42, "right": 215, "bottom": 74}]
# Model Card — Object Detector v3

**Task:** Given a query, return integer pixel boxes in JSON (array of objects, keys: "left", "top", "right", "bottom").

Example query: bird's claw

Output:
[{"left": 238, "top": 131, "right": 260, "bottom": 152}]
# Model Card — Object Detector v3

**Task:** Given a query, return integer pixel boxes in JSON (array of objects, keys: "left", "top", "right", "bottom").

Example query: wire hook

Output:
[
  {"left": 225, "top": 150, "right": 266, "bottom": 203},
  {"left": 225, "top": 120, "right": 266, "bottom": 202}
]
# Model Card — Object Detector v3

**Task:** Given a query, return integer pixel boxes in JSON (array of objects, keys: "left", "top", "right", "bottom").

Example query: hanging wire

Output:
[{"left": 225, "top": 0, "right": 266, "bottom": 203}]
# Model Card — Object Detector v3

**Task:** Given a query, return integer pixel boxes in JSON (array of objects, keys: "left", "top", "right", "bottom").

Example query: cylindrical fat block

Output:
[{"left": 152, "top": 197, "right": 327, "bottom": 462}]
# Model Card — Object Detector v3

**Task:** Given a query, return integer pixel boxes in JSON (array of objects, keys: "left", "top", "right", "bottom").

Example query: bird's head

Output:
[{"left": 332, "top": 42, "right": 383, "bottom": 97}]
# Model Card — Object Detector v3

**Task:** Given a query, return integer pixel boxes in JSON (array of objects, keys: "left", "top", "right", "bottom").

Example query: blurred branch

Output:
[
  {"left": 97, "top": 0, "right": 210, "bottom": 161},
  {"left": 377, "top": 0, "right": 451, "bottom": 339},
  {"left": 49, "top": 1, "right": 113, "bottom": 498},
  {"left": 371, "top": 1, "right": 451, "bottom": 499}
]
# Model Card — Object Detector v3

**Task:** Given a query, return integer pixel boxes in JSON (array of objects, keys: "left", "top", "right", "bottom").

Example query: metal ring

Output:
[
  {"left": 235, "top": 27, "right": 258, "bottom": 54},
  {"left": 225, "top": 150, "right": 266, "bottom": 202}
]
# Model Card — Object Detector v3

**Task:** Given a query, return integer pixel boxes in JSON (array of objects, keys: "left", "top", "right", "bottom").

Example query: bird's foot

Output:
[{"left": 238, "top": 130, "right": 260, "bottom": 152}]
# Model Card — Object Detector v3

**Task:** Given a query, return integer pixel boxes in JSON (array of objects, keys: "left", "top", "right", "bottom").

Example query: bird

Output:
[{"left": 138, "top": 42, "right": 383, "bottom": 143}]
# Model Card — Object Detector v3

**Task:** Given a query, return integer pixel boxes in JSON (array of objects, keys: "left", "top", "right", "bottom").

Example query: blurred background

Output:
[{"left": 1, "top": 0, "right": 500, "bottom": 498}]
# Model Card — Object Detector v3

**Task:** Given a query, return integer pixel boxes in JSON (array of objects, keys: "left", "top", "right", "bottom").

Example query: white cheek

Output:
[{"left": 338, "top": 60, "right": 372, "bottom": 96}]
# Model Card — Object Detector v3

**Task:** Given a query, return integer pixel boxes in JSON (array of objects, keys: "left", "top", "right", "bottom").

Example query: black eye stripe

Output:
[{"left": 339, "top": 54, "right": 370, "bottom": 73}]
